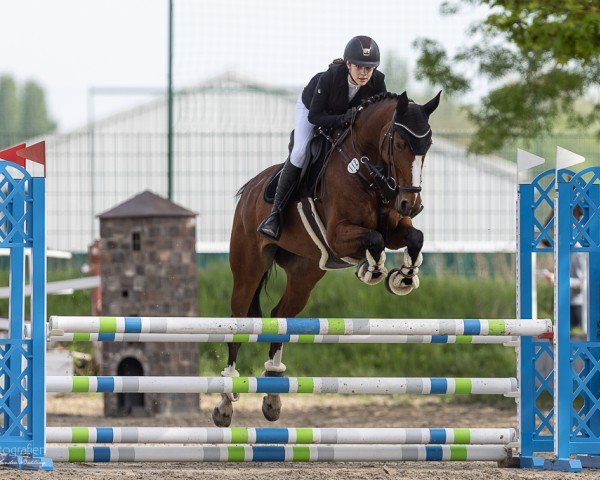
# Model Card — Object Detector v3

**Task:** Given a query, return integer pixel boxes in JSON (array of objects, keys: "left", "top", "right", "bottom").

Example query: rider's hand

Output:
[{"left": 338, "top": 108, "right": 355, "bottom": 128}]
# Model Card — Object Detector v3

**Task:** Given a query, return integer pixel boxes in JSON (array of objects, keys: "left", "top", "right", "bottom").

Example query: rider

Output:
[{"left": 258, "top": 35, "right": 387, "bottom": 240}]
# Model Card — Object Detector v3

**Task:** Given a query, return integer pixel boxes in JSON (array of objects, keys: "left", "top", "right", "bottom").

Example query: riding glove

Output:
[{"left": 338, "top": 108, "right": 356, "bottom": 128}]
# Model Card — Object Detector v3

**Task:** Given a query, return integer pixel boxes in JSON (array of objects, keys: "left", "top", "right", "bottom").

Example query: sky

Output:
[{"left": 0, "top": 0, "right": 488, "bottom": 132}]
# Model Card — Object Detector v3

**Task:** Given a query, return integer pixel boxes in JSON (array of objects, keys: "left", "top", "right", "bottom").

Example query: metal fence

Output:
[
  {"left": 42, "top": 127, "right": 600, "bottom": 254},
  {"left": 2, "top": 100, "right": 598, "bottom": 257},
  {"left": 3, "top": 0, "right": 599, "bottom": 255}
]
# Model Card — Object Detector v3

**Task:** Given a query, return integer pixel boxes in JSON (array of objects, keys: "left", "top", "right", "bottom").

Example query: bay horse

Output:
[{"left": 213, "top": 91, "right": 441, "bottom": 427}]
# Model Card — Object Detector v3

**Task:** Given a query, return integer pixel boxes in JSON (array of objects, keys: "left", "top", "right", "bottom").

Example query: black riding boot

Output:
[{"left": 258, "top": 161, "right": 302, "bottom": 240}]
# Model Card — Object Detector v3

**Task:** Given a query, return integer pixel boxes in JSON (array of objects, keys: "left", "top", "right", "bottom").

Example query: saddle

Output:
[
  {"left": 263, "top": 129, "right": 332, "bottom": 203},
  {"left": 263, "top": 129, "right": 357, "bottom": 270}
]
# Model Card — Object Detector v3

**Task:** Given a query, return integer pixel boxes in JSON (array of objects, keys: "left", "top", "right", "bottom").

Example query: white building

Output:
[{"left": 43, "top": 72, "right": 517, "bottom": 253}]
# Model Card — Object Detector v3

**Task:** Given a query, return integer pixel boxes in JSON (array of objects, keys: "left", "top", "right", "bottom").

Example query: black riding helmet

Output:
[{"left": 343, "top": 36, "right": 380, "bottom": 68}]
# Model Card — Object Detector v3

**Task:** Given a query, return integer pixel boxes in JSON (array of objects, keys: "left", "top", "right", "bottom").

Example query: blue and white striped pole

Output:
[
  {"left": 46, "top": 376, "right": 518, "bottom": 395},
  {"left": 49, "top": 316, "right": 552, "bottom": 337},
  {"left": 49, "top": 332, "right": 517, "bottom": 345},
  {"left": 47, "top": 444, "right": 510, "bottom": 463},
  {"left": 47, "top": 426, "right": 516, "bottom": 445}
]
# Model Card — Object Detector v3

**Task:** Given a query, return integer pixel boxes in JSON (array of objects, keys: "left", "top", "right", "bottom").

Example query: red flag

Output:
[
  {"left": 17, "top": 141, "right": 46, "bottom": 167},
  {"left": 0, "top": 144, "right": 26, "bottom": 167}
]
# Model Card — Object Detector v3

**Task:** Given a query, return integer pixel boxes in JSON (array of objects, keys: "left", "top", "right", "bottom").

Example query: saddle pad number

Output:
[{"left": 347, "top": 158, "right": 360, "bottom": 174}]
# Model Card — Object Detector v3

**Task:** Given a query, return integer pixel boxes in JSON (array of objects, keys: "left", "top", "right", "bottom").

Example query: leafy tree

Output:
[
  {"left": 383, "top": 53, "right": 474, "bottom": 132},
  {"left": 414, "top": 0, "right": 600, "bottom": 153},
  {"left": 19, "top": 81, "right": 57, "bottom": 139},
  {"left": 0, "top": 76, "right": 20, "bottom": 148},
  {"left": 0, "top": 75, "right": 56, "bottom": 149}
]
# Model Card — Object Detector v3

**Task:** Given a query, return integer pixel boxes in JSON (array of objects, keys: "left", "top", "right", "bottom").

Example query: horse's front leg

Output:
[
  {"left": 212, "top": 342, "right": 241, "bottom": 427},
  {"left": 262, "top": 342, "right": 285, "bottom": 422},
  {"left": 328, "top": 222, "right": 388, "bottom": 285},
  {"left": 384, "top": 213, "right": 424, "bottom": 296}
]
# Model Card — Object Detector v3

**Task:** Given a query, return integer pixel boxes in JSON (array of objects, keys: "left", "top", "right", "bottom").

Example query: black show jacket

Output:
[{"left": 301, "top": 63, "right": 386, "bottom": 128}]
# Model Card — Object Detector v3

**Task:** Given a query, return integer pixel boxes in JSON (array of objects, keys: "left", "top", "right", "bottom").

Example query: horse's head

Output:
[{"left": 386, "top": 91, "right": 440, "bottom": 217}]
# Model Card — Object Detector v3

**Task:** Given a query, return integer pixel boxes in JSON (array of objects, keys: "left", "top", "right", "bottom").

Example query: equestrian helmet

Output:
[{"left": 344, "top": 36, "right": 380, "bottom": 68}]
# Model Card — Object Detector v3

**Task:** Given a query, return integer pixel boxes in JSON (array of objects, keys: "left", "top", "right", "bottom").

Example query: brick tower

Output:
[{"left": 98, "top": 190, "right": 199, "bottom": 417}]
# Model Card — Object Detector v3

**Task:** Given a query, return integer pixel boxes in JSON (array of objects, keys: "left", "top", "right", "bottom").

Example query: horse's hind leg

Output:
[
  {"left": 261, "top": 342, "right": 285, "bottom": 421},
  {"left": 212, "top": 342, "right": 241, "bottom": 427},
  {"left": 212, "top": 239, "right": 276, "bottom": 427},
  {"left": 261, "top": 252, "right": 325, "bottom": 422}
]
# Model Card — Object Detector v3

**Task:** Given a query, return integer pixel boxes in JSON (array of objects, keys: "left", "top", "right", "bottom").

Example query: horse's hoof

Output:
[
  {"left": 385, "top": 268, "right": 419, "bottom": 296},
  {"left": 212, "top": 395, "right": 234, "bottom": 427},
  {"left": 355, "top": 259, "right": 386, "bottom": 285},
  {"left": 262, "top": 394, "right": 282, "bottom": 422},
  {"left": 212, "top": 405, "right": 233, "bottom": 427}
]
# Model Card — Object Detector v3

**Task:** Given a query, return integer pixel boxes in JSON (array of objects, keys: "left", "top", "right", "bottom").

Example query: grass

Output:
[
  {"left": 198, "top": 263, "right": 553, "bottom": 381},
  {"left": 1, "top": 264, "right": 555, "bottom": 405}
]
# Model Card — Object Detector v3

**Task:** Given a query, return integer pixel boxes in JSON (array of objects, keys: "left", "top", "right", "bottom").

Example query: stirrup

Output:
[{"left": 258, "top": 212, "right": 281, "bottom": 240}]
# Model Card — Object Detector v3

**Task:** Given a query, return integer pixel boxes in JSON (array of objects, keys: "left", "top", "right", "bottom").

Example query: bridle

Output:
[
  {"left": 385, "top": 111, "right": 431, "bottom": 193},
  {"left": 325, "top": 106, "right": 432, "bottom": 215}
]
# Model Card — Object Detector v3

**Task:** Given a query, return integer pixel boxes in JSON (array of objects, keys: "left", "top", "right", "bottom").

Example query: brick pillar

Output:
[{"left": 99, "top": 200, "right": 199, "bottom": 417}]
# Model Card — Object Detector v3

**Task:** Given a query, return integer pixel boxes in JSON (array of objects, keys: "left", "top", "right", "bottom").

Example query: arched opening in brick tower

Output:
[{"left": 117, "top": 357, "right": 145, "bottom": 417}]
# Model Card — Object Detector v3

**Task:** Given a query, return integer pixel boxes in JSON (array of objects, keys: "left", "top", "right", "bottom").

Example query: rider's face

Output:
[{"left": 347, "top": 62, "right": 375, "bottom": 86}]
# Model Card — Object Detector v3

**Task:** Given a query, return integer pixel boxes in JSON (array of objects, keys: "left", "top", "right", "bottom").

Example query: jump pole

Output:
[
  {"left": 49, "top": 316, "right": 552, "bottom": 337},
  {"left": 46, "top": 376, "right": 518, "bottom": 395},
  {"left": 47, "top": 426, "right": 516, "bottom": 445},
  {"left": 46, "top": 444, "right": 510, "bottom": 463},
  {"left": 50, "top": 332, "right": 518, "bottom": 344}
]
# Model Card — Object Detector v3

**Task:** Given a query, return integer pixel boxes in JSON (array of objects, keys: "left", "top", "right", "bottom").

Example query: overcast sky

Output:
[{"left": 0, "top": 0, "right": 487, "bottom": 132}]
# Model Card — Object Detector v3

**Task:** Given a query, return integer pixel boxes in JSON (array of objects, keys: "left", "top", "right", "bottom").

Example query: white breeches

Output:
[{"left": 290, "top": 96, "right": 315, "bottom": 168}]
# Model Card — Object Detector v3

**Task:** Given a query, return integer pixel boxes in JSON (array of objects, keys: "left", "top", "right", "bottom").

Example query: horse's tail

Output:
[{"left": 248, "top": 267, "right": 272, "bottom": 317}]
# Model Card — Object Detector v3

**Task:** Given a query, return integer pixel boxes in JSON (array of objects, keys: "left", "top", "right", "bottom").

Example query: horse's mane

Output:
[
  {"left": 235, "top": 181, "right": 249, "bottom": 199},
  {"left": 359, "top": 92, "right": 400, "bottom": 110}
]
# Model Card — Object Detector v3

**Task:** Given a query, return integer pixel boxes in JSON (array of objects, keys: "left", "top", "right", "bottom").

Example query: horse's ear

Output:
[
  {"left": 396, "top": 91, "right": 409, "bottom": 117},
  {"left": 423, "top": 90, "right": 442, "bottom": 117}
]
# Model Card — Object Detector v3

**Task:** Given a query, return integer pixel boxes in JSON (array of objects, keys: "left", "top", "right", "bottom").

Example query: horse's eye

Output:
[{"left": 394, "top": 142, "right": 403, "bottom": 150}]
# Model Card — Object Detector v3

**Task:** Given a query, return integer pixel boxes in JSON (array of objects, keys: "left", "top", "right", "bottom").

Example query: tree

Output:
[
  {"left": 19, "top": 81, "right": 57, "bottom": 139},
  {"left": 383, "top": 53, "right": 474, "bottom": 131},
  {"left": 0, "top": 76, "right": 20, "bottom": 148},
  {"left": 0, "top": 75, "right": 56, "bottom": 149},
  {"left": 414, "top": 0, "right": 600, "bottom": 153}
]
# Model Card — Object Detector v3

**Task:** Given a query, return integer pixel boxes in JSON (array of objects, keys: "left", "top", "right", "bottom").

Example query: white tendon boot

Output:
[
  {"left": 356, "top": 250, "right": 388, "bottom": 285},
  {"left": 386, "top": 250, "right": 423, "bottom": 296},
  {"left": 221, "top": 364, "right": 240, "bottom": 402},
  {"left": 264, "top": 359, "right": 287, "bottom": 374}
]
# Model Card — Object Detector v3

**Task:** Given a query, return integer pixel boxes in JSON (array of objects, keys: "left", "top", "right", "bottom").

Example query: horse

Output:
[{"left": 212, "top": 91, "right": 441, "bottom": 427}]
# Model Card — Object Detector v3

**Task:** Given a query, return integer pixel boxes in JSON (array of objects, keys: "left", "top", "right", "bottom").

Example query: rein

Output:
[
  {"left": 323, "top": 107, "right": 426, "bottom": 209},
  {"left": 319, "top": 110, "right": 398, "bottom": 206}
]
